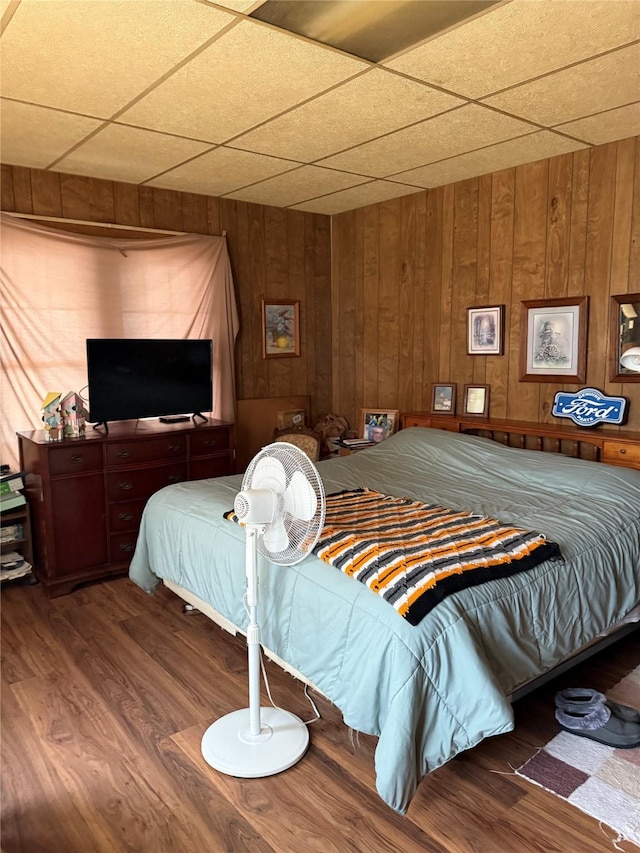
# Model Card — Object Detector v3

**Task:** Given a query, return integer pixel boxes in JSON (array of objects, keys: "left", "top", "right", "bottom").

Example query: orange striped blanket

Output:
[{"left": 312, "top": 489, "right": 561, "bottom": 625}]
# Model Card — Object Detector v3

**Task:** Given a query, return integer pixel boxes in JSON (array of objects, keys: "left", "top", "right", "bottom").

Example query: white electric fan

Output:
[{"left": 201, "top": 441, "right": 325, "bottom": 778}]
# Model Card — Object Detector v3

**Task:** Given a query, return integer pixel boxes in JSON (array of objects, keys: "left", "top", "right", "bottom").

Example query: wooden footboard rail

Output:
[{"left": 400, "top": 413, "right": 640, "bottom": 471}]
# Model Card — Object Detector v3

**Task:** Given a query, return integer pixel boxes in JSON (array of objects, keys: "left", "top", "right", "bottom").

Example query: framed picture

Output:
[
  {"left": 520, "top": 297, "right": 588, "bottom": 382},
  {"left": 262, "top": 300, "right": 300, "bottom": 358},
  {"left": 467, "top": 305, "right": 504, "bottom": 355},
  {"left": 360, "top": 409, "right": 399, "bottom": 443},
  {"left": 463, "top": 384, "right": 490, "bottom": 418},
  {"left": 609, "top": 292, "right": 640, "bottom": 382},
  {"left": 430, "top": 383, "right": 456, "bottom": 415}
]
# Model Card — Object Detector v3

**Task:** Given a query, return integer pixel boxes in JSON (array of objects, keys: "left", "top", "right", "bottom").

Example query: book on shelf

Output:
[
  {"left": 0, "top": 551, "right": 32, "bottom": 581},
  {"left": 0, "top": 476, "right": 24, "bottom": 496},
  {"left": 1, "top": 564, "right": 32, "bottom": 582},
  {"left": 0, "top": 493, "right": 26, "bottom": 512},
  {"left": 0, "top": 522, "right": 23, "bottom": 543},
  {"left": 338, "top": 438, "right": 376, "bottom": 448}
]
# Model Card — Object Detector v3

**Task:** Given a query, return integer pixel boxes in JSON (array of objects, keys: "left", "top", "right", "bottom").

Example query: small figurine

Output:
[
  {"left": 41, "top": 392, "right": 62, "bottom": 441},
  {"left": 60, "top": 391, "right": 89, "bottom": 438}
]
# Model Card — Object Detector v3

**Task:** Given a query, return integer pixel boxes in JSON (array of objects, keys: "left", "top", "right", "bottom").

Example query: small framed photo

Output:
[
  {"left": 430, "top": 383, "right": 456, "bottom": 415},
  {"left": 262, "top": 300, "right": 300, "bottom": 358},
  {"left": 361, "top": 409, "right": 399, "bottom": 443},
  {"left": 463, "top": 384, "right": 490, "bottom": 418},
  {"left": 467, "top": 305, "right": 504, "bottom": 355},
  {"left": 520, "top": 297, "right": 588, "bottom": 382}
]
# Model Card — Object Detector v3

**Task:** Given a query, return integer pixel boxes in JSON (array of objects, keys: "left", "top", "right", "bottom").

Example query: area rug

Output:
[{"left": 516, "top": 666, "right": 640, "bottom": 848}]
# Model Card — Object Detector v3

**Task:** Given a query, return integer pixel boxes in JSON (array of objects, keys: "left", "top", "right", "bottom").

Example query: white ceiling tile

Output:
[
  {"left": 145, "top": 146, "right": 299, "bottom": 196},
  {"left": 554, "top": 103, "right": 640, "bottom": 145},
  {"left": 0, "top": 100, "right": 103, "bottom": 169},
  {"left": 484, "top": 45, "right": 640, "bottom": 127},
  {"left": 230, "top": 68, "right": 464, "bottom": 162},
  {"left": 1, "top": 0, "right": 638, "bottom": 213},
  {"left": 224, "top": 164, "right": 369, "bottom": 206},
  {"left": 393, "top": 131, "right": 587, "bottom": 188},
  {"left": 384, "top": 0, "right": 639, "bottom": 99},
  {"left": 317, "top": 104, "right": 536, "bottom": 177},
  {"left": 119, "top": 19, "right": 367, "bottom": 143},
  {"left": 0, "top": 1, "right": 235, "bottom": 117},
  {"left": 54, "top": 124, "right": 212, "bottom": 184},
  {"left": 291, "top": 181, "right": 423, "bottom": 215}
]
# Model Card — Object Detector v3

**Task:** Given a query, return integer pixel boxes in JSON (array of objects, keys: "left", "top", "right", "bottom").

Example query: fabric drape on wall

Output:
[{"left": 0, "top": 214, "right": 239, "bottom": 470}]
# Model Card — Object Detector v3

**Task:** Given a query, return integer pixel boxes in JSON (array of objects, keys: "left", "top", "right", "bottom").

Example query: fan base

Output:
[{"left": 201, "top": 707, "right": 309, "bottom": 778}]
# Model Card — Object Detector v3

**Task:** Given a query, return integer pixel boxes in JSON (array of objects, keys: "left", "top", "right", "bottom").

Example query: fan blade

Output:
[
  {"left": 250, "top": 456, "right": 287, "bottom": 493},
  {"left": 263, "top": 517, "right": 290, "bottom": 553},
  {"left": 283, "top": 470, "right": 318, "bottom": 521}
]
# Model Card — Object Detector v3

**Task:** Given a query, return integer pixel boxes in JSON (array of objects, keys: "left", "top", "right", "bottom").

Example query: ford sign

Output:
[{"left": 552, "top": 387, "right": 627, "bottom": 427}]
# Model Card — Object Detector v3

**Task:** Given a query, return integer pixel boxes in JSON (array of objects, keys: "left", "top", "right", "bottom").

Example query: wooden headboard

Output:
[{"left": 400, "top": 413, "right": 640, "bottom": 472}]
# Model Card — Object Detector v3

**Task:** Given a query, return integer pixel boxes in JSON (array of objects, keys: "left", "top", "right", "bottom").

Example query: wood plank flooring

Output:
[{"left": 1, "top": 577, "right": 638, "bottom": 853}]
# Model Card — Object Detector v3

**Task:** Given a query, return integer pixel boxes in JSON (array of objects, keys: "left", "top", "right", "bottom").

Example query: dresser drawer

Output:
[
  {"left": 189, "top": 428, "right": 230, "bottom": 456},
  {"left": 108, "top": 498, "right": 148, "bottom": 533},
  {"left": 109, "top": 532, "right": 139, "bottom": 564},
  {"left": 602, "top": 441, "right": 640, "bottom": 469},
  {"left": 402, "top": 415, "right": 458, "bottom": 432},
  {"left": 189, "top": 454, "right": 233, "bottom": 480},
  {"left": 106, "top": 436, "right": 186, "bottom": 468},
  {"left": 403, "top": 415, "right": 433, "bottom": 429},
  {"left": 106, "top": 462, "right": 186, "bottom": 501},
  {"left": 48, "top": 444, "right": 103, "bottom": 475}
]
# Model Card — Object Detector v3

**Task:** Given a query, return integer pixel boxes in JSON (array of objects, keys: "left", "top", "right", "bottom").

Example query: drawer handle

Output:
[
  {"left": 119, "top": 482, "right": 134, "bottom": 491},
  {"left": 71, "top": 454, "right": 84, "bottom": 464},
  {"left": 118, "top": 512, "right": 135, "bottom": 521},
  {"left": 119, "top": 543, "right": 135, "bottom": 553},
  {"left": 203, "top": 439, "right": 216, "bottom": 447},
  {"left": 168, "top": 443, "right": 182, "bottom": 452},
  {"left": 619, "top": 448, "right": 627, "bottom": 455},
  {"left": 167, "top": 474, "right": 182, "bottom": 483},
  {"left": 117, "top": 450, "right": 131, "bottom": 459}
]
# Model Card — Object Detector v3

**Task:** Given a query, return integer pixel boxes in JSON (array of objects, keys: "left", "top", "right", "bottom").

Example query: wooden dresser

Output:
[
  {"left": 17, "top": 418, "right": 234, "bottom": 597},
  {"left": 400, "top": 413, "right": 640, "bottom": 471}
]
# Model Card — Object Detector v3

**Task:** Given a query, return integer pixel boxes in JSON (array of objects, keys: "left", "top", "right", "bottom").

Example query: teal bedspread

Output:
[{"left": 129, "top": 427, "right": 640, "bottom": 814}]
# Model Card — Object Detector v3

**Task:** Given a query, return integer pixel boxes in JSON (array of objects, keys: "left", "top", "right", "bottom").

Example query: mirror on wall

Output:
[{"left": 610, "top": 293, "right": 640, "bottom": 382}]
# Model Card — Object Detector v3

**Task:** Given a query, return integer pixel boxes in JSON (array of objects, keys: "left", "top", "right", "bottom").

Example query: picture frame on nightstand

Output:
[
  {"left": 462, "top": 384, "right": 490, "bottom": 418},
  {"left": 430, "top": 384, "right": 456, "bottom": 415}
]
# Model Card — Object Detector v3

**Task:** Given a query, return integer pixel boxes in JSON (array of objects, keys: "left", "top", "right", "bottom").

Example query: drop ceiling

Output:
[{"left": 1, "top": 0, "right": 638, "bottom": 216}]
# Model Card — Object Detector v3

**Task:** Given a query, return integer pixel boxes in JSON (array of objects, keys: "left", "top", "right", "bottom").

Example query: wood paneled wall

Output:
[
  {"left": 3, "top": 138, "right": 639, "bottom": 436},
  {"left": 331, "top": 137, "right": 640, "bottom": 432},
  {"left": 0, "top": 165, "right": 333, "bottom": 425}
]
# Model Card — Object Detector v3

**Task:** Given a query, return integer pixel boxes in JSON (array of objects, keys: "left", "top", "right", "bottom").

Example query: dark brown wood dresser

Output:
[{"left": 17, "top": 418, "right": 234, "bottom": 596}]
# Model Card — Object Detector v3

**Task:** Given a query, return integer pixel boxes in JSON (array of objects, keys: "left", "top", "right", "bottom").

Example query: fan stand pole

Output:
[
  {"left": 200, "top": 526, "right": 309, "bottom": 778},
  {"left": 246, "top": 527, "right": 262, "bottom": 737}
]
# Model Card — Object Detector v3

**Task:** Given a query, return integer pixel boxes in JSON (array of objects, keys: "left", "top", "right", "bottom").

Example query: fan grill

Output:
[{"left": 242, "top": 442, "right": 325, "bottom": 566}]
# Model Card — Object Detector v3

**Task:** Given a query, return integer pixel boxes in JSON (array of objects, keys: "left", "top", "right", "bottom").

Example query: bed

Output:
[{"left": 129, "top": 426, "right": 640, "bottom": 814}]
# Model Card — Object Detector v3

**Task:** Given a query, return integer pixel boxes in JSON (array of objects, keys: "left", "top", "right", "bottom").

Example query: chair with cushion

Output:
[{"left": 271, "top": 425, "right": 321, "bottom": 462}]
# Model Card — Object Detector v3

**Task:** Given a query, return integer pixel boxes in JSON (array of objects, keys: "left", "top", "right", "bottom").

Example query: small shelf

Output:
[
  {"left": 0, "top": 498, "right": 34, "bottom": 585},
  {"left": 1, "top": 538, "right": 27, "bottom": 548}
]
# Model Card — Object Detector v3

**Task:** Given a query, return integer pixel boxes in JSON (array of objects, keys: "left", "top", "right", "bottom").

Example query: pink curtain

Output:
[{"left": 0, "top": 214, "right": 239, "bottom": 470}]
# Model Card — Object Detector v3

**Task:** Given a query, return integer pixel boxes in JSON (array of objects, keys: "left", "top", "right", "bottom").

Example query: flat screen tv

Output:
[{"left": 86, "top": 338, "right": 213, "bottom": 426}]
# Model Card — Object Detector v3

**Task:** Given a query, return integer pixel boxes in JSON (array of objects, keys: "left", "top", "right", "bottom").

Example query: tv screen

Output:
[{"left": 86, "top": 338, "right": 213, "bottom": 424}]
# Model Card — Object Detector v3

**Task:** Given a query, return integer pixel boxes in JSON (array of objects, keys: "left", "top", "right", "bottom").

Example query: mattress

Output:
[{"left": 130, "top": 427, "right": 640, "bottom": 813}]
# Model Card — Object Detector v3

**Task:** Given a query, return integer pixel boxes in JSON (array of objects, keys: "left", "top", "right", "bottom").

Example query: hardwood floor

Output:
[{"left": 1, "top": 577, "right": 638, "bottom": 853}]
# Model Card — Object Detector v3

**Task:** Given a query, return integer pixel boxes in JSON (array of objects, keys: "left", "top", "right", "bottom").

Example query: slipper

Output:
[
  {"left": 555, "top": 688, "right": 640, "bottom": 723},
  {"left": 555, "top": 704, "right": 640, "bottom": 749}
]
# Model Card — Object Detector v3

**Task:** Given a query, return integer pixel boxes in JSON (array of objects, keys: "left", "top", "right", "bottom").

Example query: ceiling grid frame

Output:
[{"left": 0, "top": 0, "right": 637, "bottom": 215}]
